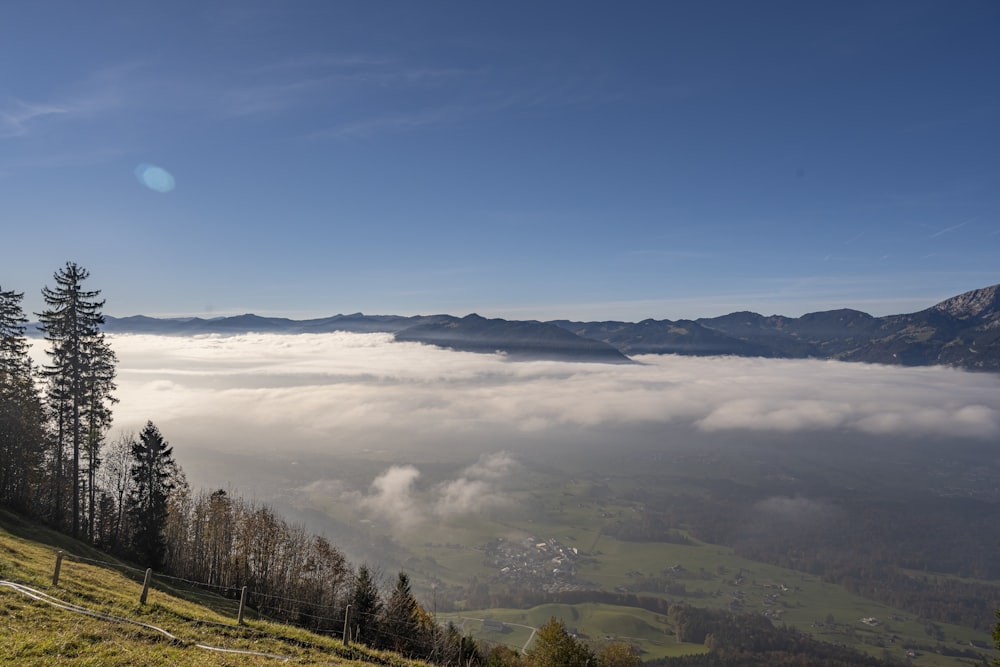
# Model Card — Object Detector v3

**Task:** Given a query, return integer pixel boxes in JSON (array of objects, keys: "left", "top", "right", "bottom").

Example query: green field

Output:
[
  {"left": 301, "top": 455, "right": 1000, "bottom": 667},
  {"left": 442, "top": 602, "right": 711, "bottom": 661}
]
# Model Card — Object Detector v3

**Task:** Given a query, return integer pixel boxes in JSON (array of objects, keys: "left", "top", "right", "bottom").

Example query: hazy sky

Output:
[{"left": 3, "top": 1, "right": 998, "bottom": 321}]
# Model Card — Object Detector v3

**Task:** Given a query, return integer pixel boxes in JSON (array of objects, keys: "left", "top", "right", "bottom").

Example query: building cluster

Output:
[
  {"left": 726, "top": 581, "right": 793, "bottom": 621},
  {"left": 482, "top": 536, "right": 585, "bottom": 592}
]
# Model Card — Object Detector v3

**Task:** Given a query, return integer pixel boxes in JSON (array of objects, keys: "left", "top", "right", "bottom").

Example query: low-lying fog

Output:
[{"left": 29, "top": 332, "right": 1000, "bottom": 513}]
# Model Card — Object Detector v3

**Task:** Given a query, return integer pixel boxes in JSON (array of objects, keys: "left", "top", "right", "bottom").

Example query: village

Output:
[{"left": 481, "top": 536, "right": 586, "bottom": 593}]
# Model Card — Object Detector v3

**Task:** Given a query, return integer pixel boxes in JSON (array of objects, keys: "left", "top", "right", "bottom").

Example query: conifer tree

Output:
[
  {"left": 83, "top": 332, "right": 117, "bottom": 538},
  {"left": 127, "top": 421, "right": 177, "bottom": 568},
  {"left": 349, "top": 565, "right": 383, "bottom": 646},
  {"left": 38, "top": 262, "right": 116, "bottom": 537},
  {"left": 381, "top": 571, "right": 430, "bottom": 655},
  {"left": 0, "top": 286, "right": 45, "bottom": 510},
  {"left": 0, "top": 286, "right": 30, "bottom": 377}
]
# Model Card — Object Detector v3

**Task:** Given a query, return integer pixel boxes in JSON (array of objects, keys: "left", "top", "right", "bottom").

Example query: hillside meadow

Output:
[{"left": 0, "top": 509, "right": 427, "bottom": 667}]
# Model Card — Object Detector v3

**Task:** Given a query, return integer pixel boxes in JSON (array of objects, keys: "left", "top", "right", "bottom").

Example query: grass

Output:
[{"left": 0, "top": 508, "right": 428, "bottom": 667}]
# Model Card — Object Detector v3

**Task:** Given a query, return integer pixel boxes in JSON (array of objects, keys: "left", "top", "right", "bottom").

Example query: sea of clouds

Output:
[
  {"left": 97, "top": 332, "right": 999, "bottom": 439},
  {"left": 28, "top": 332, "right": 1000, "bottom": 514}
]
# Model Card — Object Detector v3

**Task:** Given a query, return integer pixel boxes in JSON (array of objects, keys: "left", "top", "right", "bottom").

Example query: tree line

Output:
[{"left": 0, "top": 263, "right": 149, "bottom": 550}]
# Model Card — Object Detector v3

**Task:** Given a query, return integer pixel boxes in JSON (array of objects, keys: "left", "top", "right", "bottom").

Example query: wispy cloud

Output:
[
  {"left": 251, "top": 53, "right": 396, "bottom": 74},
  {"left": 0, "top": 98, "right": 68, "bottom": 138},
  {"left": 928, "top": 218, "right": 973, "bottom": 239},
  {"left": 217, "top": 76, "right": 345, "bottom": 117},
  {"left": 0, "top": 146, "right": 126, "bottom": 172},
  {"left": 6, "top": 47, "right": 616, "bottom": 146},
  {"left": 312, "top": 105, "right": 467, "bottom": 140},
  {"left": 217, "top": 54, "right": 467, "bottom": 120},
  {"left": 7, "top": 54, "right": 462, "bottom": 143},
  {"left": 308, "top": 65, "right": 620, "bottom": 141},
  {"left": 628, "top": 249, "right": 716, "bottom": 260},
  {"left": 0, "top": 62, "right": 151, "bottom": 168}
]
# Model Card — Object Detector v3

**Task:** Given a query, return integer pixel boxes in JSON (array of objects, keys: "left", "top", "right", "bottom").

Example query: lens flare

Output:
[{"left": 134, "top": 163, "right": 175, "bottom": 193}]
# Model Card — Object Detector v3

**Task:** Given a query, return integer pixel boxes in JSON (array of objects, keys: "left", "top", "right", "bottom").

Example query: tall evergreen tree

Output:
[
  {"left": 381, "top": 571, "right": 429, "bottom": 655},
  {"left": 37, "top": 262, "right": 116, "bottom": 538},
  {"left": 0, "top": 286, "right": 45, "bottom": 510},
  {"left": 349, "top": 565, "right": 383, "bottom": 646},
  {"left": 82, "top": 332, "right": 117, "bottom": 539},
  {"left": 127, "top": 421, "right": 176, "bottom": 568},
  {"left": 0, "top": 286, "right": 30, "bottom": 377}
]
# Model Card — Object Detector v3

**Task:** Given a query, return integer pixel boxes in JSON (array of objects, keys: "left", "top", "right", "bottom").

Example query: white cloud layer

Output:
[
  {"left": 29, "top": 333, "right": 1000, "bottom": 485},
  {"left": 96, "top": 333, "right": 1000, "bottom": 439}
]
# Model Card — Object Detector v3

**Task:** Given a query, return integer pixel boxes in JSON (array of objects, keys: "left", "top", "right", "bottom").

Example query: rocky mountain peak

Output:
[{"left": 930, "top": 284, "right": 1000, "bottom": 319}]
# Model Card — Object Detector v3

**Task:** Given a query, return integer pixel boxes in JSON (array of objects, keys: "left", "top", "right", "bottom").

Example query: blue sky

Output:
[{"left": 2, "top": 1, "right": 998, "bottom": 321}]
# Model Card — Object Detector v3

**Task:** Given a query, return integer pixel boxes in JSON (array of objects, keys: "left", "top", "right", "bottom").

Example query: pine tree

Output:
[
  {"left": 0, "top": 286, "right": 30, "bottom": 378},
  {"left": 0, "top": 286, "right": 45, "bottom": 511},
  {"left": 83, "top": 332, "right": 117, "bottom": 539},
  {"left": 349, "top": 565, "right": 383, "bottom": 646},
  {"left": 37, "top": 262, "right": 116, "bottom": 537},
  {"left": 381, "top": 571, "right": 432, "bottom": 656},
  {"left": 127, "top": 421, "right": 176, "bottom": 568},
  {"left": 439, "top": 622, "right": 485, "bottom": 666}
]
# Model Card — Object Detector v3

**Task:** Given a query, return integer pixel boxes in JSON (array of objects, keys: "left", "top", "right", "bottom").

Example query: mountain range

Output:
[{"left": 82, "top": 283, "right": 1000, "bottom": 370}]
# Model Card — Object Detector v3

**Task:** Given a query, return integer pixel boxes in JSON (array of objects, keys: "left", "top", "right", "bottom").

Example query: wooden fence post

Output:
[
  {"left": 343, "top": 604, "right": 351, "bottom": 645},
  {"left": 52, "top": 551, "right": 63, "bottom": 586},
  {"left": 139, "top": 568, "right": 152, "bottom": 605},
  {"left": 237, "top": 586, "right": 248, "bottom": 625}
]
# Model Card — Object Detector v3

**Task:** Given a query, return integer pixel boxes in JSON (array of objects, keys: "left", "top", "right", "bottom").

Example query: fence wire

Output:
[{"left": 49, "top": 548, "right": 535, "bottom": 656}]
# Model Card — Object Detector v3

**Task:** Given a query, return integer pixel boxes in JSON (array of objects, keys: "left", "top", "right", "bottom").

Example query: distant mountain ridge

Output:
[
  {"left": 63, "top": 283, "right": 1000, "bottom": 370},
  {"left": 395, "top": 313, "right": 631, "bottom": 363},
  {"left": 558, "top": 284, "right": 999, "bottom": 370},
  {"left": 98, "top": 312, "right": 631, "bottom": 364}
]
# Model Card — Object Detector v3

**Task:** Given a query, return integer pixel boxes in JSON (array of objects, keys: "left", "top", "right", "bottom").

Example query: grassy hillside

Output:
[{"left": 0, "top": 509, "right": 427, "bottom": 666}]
